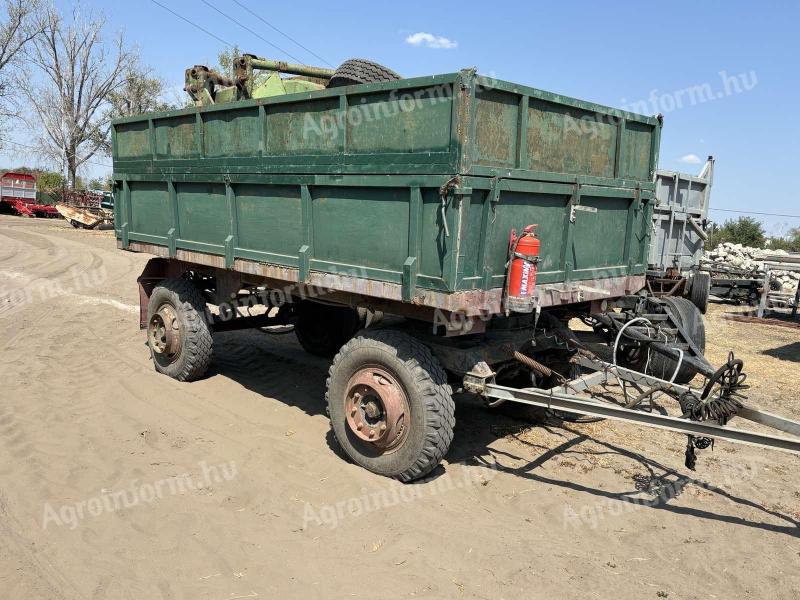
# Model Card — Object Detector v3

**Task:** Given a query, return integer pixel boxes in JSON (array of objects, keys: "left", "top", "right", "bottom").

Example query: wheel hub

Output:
[
  {"left": 344, "top": 367, "right": 409, "bottom": 449},
  {"left": 148, "top": 304, "right": 181, "bottom": 357}
]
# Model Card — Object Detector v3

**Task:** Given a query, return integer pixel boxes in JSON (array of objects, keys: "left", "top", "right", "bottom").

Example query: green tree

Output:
[
  {"left": 767, "top": 228, "right": 800, "bottom": 252},
  {"left": 87, "top": 176, "right": 111, "bottom": 191},
  {"left": 33, "top": 169, "right": 64, "bottom": 191},
  {"left": 708, "top": 216, "right": 766, "bottom": 249},
  {"left": 107, "top": 64, "right": 176, "bottom": 120},
  {"left": 215, "top": 45, "right": 240, "bottom": 77},
  {"left": 214, "top": 46, "right": 267, "bottom": 88}
]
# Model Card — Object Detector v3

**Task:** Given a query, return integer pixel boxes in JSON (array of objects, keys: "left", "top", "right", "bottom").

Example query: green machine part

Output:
[{"left": 184, "top": 54, "right": 332, "bottom": 106}]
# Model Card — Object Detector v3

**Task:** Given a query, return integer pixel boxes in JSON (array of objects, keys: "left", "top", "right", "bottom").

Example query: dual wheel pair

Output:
[{"left": 146, "top": 277, "right": 455, "bottom": 481}]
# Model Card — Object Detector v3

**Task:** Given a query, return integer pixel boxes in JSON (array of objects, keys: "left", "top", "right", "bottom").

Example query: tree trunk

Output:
[{"left": 67, "top": 143, "right": 77, "bottom": 189}]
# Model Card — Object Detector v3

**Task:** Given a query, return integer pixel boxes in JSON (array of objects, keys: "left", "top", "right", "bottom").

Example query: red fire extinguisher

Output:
[{"left": 506, "top": 225, "right": 540, "bottom": 313}]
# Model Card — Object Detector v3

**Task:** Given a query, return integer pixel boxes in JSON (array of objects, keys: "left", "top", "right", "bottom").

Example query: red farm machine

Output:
[{"left": 0, "top": 171, "right": 59, "bottom": 218}]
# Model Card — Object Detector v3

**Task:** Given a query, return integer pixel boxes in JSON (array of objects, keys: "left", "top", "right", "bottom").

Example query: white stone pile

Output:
[{"left": 705, "top": 243, "right": 800, "bottom": 295}]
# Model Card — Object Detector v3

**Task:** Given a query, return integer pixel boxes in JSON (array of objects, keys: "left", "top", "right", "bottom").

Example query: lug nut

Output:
[
  {"left": 356, "top": 422, "right": 363, "bottom": 430},
  {"left": 368, "top": 430, "right": 375, "bottom": 438},
  {"left": 380, "top": 424, "right": 387, "bottom": 432}
]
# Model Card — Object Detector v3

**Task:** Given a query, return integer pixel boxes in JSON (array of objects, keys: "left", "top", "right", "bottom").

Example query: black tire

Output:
[
  {"left": 648, "top": 297, "right": 706, "bottom": 385},
  {"left": 326, "top": 58, "right": 401, "bottom": 88},
  {"left": 326, "top": 329, "right": 455, "bottom": 482},
  {"left": 146, "top": 277, "right": 213, "bottom": 382},
  {"left": 689, "top": 271, "right": 711, "bottom": 314},
  {"left": 295, "top": 301, "right": 362, "bottom": 358}
]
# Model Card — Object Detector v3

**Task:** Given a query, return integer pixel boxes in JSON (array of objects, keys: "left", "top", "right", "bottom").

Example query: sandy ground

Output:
[{"left": 0, "top": 214, "right": 798, "bottom": 600}]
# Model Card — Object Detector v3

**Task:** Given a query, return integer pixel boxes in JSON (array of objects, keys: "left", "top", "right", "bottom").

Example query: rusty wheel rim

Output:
[
  {"left": 148, "top": 303, "right": 182, "bottom": 360},
  {"left": 344, "top": 366, "right": 410, "bottom": 452}
]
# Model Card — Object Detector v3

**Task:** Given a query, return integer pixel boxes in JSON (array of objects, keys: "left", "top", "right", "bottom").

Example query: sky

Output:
[{"left": 3, "top": 0, "right": 798, "bottom": 235}]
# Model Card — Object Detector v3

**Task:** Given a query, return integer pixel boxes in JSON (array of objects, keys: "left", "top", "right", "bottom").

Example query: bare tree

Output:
[
  {"left": 0, "top": 0, "right": 43, "bottom": 121},
  {"left": 19, "top": 6, "right": 134, "bottom": 188}
]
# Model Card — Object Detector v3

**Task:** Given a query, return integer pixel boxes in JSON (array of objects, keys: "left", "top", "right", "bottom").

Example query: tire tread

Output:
[
  {"left": 150, "top": 277, "right": 213, "bottom": 382},
  {"left": 327, "top": 58, "right": 401, "bottom": 88},
  {"left": 326, "top": 329, "right": 454, "bottom": 482}
]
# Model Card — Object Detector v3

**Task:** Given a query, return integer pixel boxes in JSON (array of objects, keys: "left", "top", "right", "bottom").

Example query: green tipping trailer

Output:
[
  {"left": 113, "top": 62, "right": 800, "bottom": 482},
  {"left": 113, "top": 68, "right": 660, "bottom": 319}
]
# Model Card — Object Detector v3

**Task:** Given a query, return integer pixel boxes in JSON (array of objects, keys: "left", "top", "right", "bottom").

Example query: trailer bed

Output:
[{"left": 112, "top": 70, "right": 660, "bottom": 314}]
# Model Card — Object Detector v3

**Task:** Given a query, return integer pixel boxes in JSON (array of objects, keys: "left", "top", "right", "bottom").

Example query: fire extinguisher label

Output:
[{"left": 519, "top": 262, "right": 531, "bottom": 296}]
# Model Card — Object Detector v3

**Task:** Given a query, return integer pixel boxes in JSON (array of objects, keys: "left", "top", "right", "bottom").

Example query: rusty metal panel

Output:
[
  {"left": 154, "top": 115, "right": 196, "bottom": 158},
  {"left": 115, "top": 120, "right": 151, "bottom": 160},
  {"left": 204, "top": 106, "right": 261, "bottom": 157},
  {"left": 265, "top": 97, "right": 340, "bottom": 156},
  {"left": 620, "top": 120, "right": 654, "bottom": 180},
  {"left": 474, "top": 88, "right": 519, "bottom": 167},
  {"left": 346, "top": 87, "right": 453, "bottom": 154},
  {"left": 526, "top": 99, "right": 617, "bottom": 178}
]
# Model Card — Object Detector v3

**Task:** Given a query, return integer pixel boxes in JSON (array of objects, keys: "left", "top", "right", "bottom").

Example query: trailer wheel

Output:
[
  {"left": 326, "top": 58, "right": 401, "bottom": 88},
  {"left": 146, "top": 277, "right": 213, "bottom": 382},
  {"left": 649, "top": 297, "right": 706, "bottom": 385},
  {"left": 295, "top": 301, "right": 363, "bottom": 358},
  {"left": 326, "top": 329, "right": 455, "bottom": 481},
  {"left": 689, "top": 271, "right": 711, "bottom": 314}
]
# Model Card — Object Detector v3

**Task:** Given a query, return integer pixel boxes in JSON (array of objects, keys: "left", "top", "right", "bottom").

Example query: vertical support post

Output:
[
  {"left": 649, "top": 116, "right": 662, "bottom": 180},
  {"left": 667, "top": 203, "right": 676, "bottom": 267},
  {"left": 758, "top": 265, "right": 771, "bottom": 318},
  {"left": 614, "top": 118, "right": 627, "bottom": 179},
  {"left": 403, "top": 186, "right": 423, "bottom": 302},
  {"left": 111, "top": 124, "right": 119, "bottom": 160},
  {"left": 147, "top": 119, "right": 156, "bottom": 160},
  {"left": 258, "top": 104, "right": 267, "bottom": 157},
  {"left": 560, "top": 183, "right": 580, "bottom": 280},
  {"left": 167, "top": 179, "right": 178, "bottom": 258},
  {"left": 194, "top": 112, "right": 204, "bottom": 157},
  {"left": 671, "top": 173, "right": 683, "bottom": 266},
  {"left": 338, "top": 95, "right": 348, "bottom": 157},
  {"left": 516, "top": 95, "right": 529, "bottom": 170},
  {"left": 623, "top": 187, "right": 640, "bottom": 273},
  {"left": 224, "top": 180, "right": 238, "bottom": 268},
  {"left": 478, "top": 180, "right": 500, "bottom": 289},
  {"left": 121, "top": 179, "right": 131, "bottom": 249},
  {"left": 148, "top": 118, "right": 156, "bottom": 161},
  {"left": 442, "top": 187, "right": 461, "bottom": 292},
  {"left": 299, "top": 184, "right": 313, "bottom": 283}
]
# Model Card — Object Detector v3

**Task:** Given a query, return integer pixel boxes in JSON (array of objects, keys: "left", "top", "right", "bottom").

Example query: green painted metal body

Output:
[{"left": 112, "top": 69, "right": 660, "bottom": 308}]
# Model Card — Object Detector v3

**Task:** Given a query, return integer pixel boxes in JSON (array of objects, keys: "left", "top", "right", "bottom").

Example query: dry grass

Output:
[{"left": 703, "top": 302, "right": 800, "bottom": 417}]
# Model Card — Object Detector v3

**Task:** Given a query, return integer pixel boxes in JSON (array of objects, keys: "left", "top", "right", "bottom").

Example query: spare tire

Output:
[
  {"left": 648, "top": 297, "right": 706, "bottom": 385},
  {"left": 327, "top": 58, "right": 401, "bottom": 88}
]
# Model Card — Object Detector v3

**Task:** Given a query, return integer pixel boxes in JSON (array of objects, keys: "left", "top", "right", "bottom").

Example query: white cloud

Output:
[
  {"left": 405, "top": 32, "right": 458, "bottom": 49},
  {"left": 679, "top": 153, "right": 702, "bottom": 164}
]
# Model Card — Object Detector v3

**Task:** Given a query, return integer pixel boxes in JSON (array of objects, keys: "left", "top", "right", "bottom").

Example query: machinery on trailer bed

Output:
[{"left": 113, "top": 55, "right": 800, "bottom": 481}]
